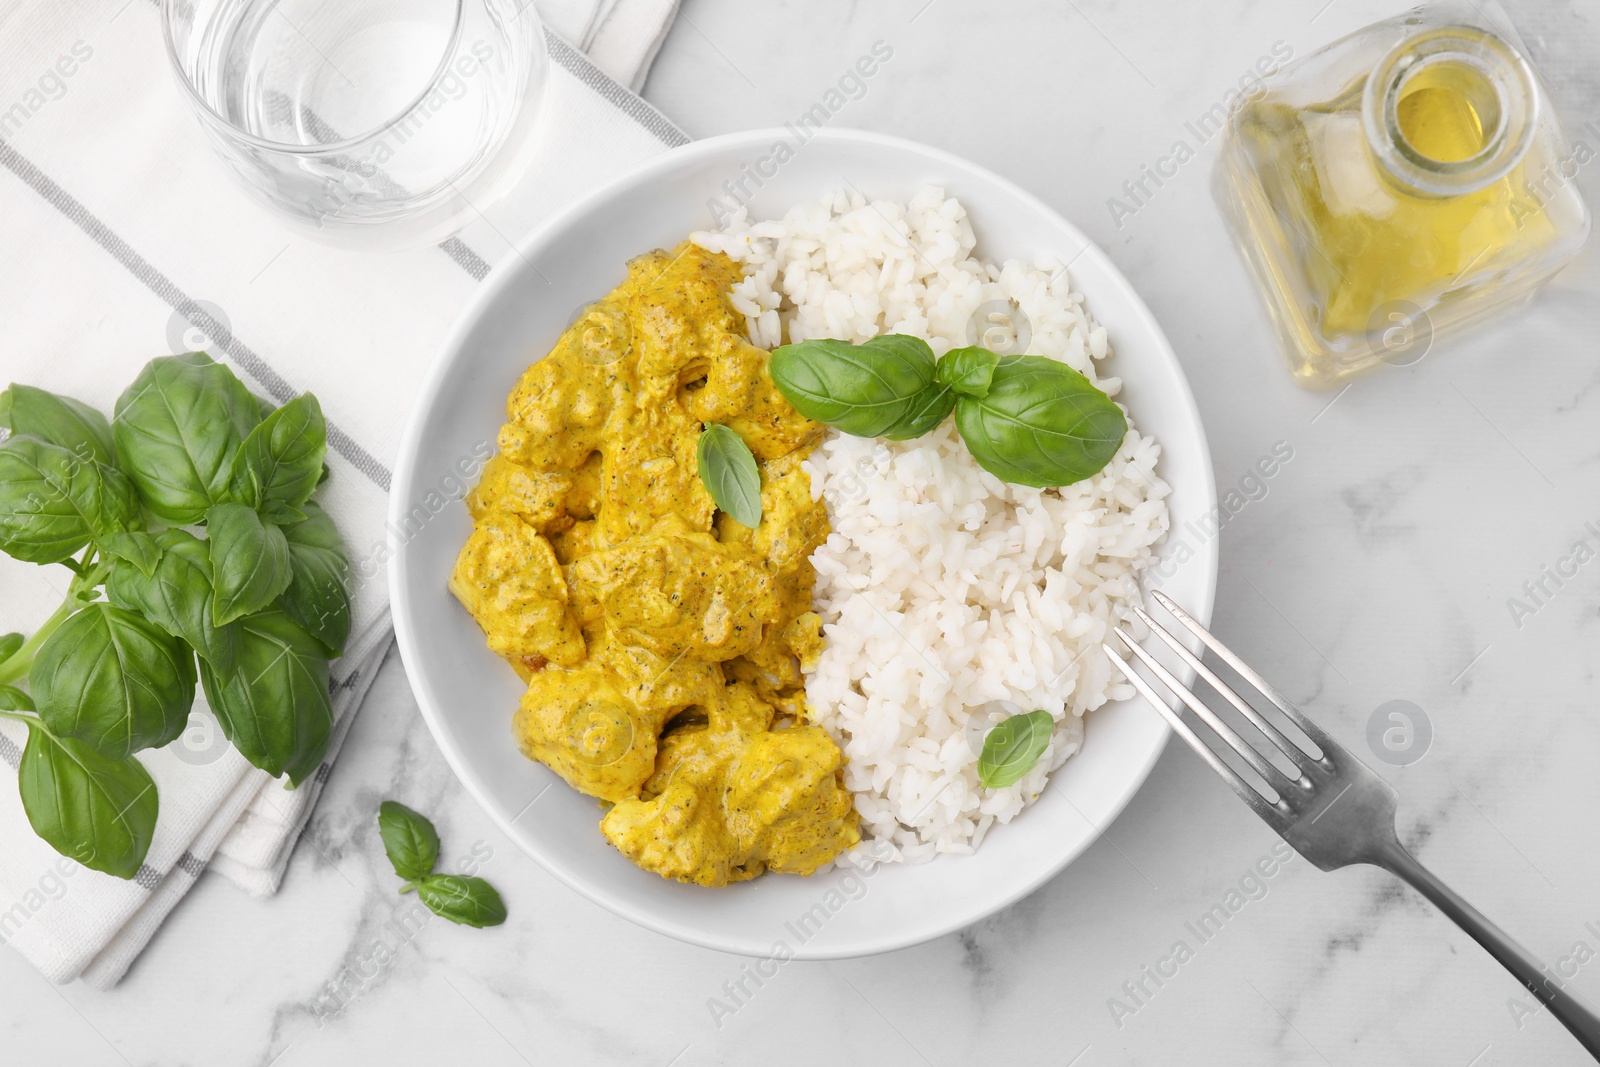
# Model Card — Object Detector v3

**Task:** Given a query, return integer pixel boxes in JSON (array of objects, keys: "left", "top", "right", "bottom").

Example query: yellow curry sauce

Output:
[{"left": 450, "top": 243, "right": 860, "bottom": 886}]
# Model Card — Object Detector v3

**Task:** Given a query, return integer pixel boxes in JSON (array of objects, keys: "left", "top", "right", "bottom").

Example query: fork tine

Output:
[
  {"left": 1113, "top": 627, "right": 1300, "bottom": 797},
  {"left": 1104, "top": 643, "right": 1288, "bottom": 829},
  {"left": 1131, "top": 603, "right": 1314, "bottom": 783},
  {"left": 1148, "top": 589, "right": 1338, "bottom": 759}
]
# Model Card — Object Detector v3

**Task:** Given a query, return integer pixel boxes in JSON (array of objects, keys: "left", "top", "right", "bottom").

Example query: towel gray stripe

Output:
[
  {"left": 439, "top": 237, "right": 491, "bottom": 280},
  {"left": 177, "top": 852, "right": 205, "bottom": 878},
  {"left": 0, "top": 140, "right": 393, "bottom": 493},
  {"left": 133, "top": 865, "right": 160, "bottom": 889},
  {"left": 0, "top": 733, "right": 19, "bottom": 768},
  {"left": 546, "top": 30, "right": 690, "bottom": 148}
]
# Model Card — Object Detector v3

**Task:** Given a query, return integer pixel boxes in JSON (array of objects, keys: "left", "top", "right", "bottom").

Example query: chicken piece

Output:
[
  {"left": 680, "top": 330, "right": 822, "bottom": 462},
  {"left": 569, "top": 522, "right": 779, "bottom": 662},
  {"left": 450, "top": 515, "right": 585, "bottom": 670},
  {"left": 592, "top": 398, "right": 714, "bottom": 543},
  {"left": 515, "top": 663, "right": 661, "bottom": 802},
  {"left": 514, "top": 635, "right": 720, "bottom": 801},
  {"left": 715, "top": 451, "right": 830, "bottom": 573},
  {"left": 597, "top": 726, "right": 756, "bottom": 885},
  {"left": 599, "top": 636, "right": 722, "bottom": 714},
  {"left": 465, "top": 454, "right": 573, "bottom": 535},
  {"left": 717, "top": 455, "right": 831, "bottom": 694},
  {"left": 628, "top": 248, "right": 749, "bottom": 406},
  {"left": 600, "top": 682, "right": 858, "bottom": 885},
  {"left": 502, "top": 302, "right": 632, "bottom": 470},
  {"left": 723, "top": 726, "right": 859, "bottom": 876}
]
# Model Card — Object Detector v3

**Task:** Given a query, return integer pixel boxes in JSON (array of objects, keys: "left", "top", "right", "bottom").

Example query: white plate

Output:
[{"left": 389, "top": 128, "right": 1218, "bottom": 958}]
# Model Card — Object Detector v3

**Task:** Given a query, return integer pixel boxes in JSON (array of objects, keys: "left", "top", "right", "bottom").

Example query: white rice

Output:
[{"left": 692, "top": 187, "right": 1170, "bottom": 865}]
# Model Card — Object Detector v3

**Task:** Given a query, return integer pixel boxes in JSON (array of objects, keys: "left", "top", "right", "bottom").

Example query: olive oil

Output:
[{"left": 1217, "top": 10, "right": 1590, "bottom": 388}]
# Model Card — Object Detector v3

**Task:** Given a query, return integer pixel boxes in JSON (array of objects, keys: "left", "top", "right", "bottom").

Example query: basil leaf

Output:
[
  {"left": 98, "top": 530, "right": 163, "bottom": 578},
  {"left": 0, "top": 632, "right": 24, "bottom": 665},
  {"left": 0, "top": 684, "right": 35, "bottom": 711},
  {"left": 953, "top": 356, "right": 1128, "bottom": 488},
  {"left": 227, "top": 393, "right": 327, "bottom": 512},
  {"left": 770, "top": 335, "right": 949, "bottom": 440},
  {"left": 277, "top": 502, "right": 351, "bottom": 657},
  {"left": 197, "top": 610, "right": 331, "bottom": 785},
  {"left": 0, "top": 384, "right": 116, "bottom": 466},
  {"left": 893, "top": 381, "right": 955, "bottom": 439},
  {"left": 30, "top": 602, "right": 195, "bottom": 759},
  {"left": 935, "top": 346, "right": 1000, "bottom": 398},
  {"left": 378, "top": 800, "right": 440, "bottom": 882},
  {"left": 112, "top": 354, "right": 262, "bottom": 525},
  {"left": 696, "top": 424, "right": 762, "bottom": 529},
  {"left": 106, "top": 528, "right": 241, "bottom": 672},
  {"left": 415, "top": 874, "right": 507, "bottom": 928},
  {"left": 19, "top": 724, "right": 158, "bottom": 879},
  {"left": 0, "top": 435, "right": 139, "bottom": 564},
  {"left": 977, "top": 709, "right": 1055, "bottom": 788},
  {"left": 258, "top": 500, "right": 308, "bottom": 526},
  {"left": 206, "top": 503, "right": 293, "bottom": 626}
]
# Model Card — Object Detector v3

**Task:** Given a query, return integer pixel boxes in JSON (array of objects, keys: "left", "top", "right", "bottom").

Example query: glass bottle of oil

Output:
[{"left": 1216, "top": 2, "right": 1591, "bottom": 389}]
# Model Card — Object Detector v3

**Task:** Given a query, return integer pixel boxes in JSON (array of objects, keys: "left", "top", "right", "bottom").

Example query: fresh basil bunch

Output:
[
  {"left": 0, "top": 355, "right": 350, "bottom": 879},
  {"left": 769, "top": 336, "right": 1128, "bottom": 488}
]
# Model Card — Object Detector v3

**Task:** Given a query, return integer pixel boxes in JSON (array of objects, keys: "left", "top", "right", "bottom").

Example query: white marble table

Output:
[{"left": 7, "top": 0, "right": 1600, "bottom": 1063}]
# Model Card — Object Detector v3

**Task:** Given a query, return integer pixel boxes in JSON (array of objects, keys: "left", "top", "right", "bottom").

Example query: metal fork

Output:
[{"left": 1105, "top": 589, "right": 1600, "bottom": 1059}]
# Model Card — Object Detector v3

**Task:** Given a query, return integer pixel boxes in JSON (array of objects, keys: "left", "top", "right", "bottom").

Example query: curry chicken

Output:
[{"left": 450, "top": 243, "right": 859, "bottom": 886}]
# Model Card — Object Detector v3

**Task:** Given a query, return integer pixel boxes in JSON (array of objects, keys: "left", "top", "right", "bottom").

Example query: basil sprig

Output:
[
  {"left": 379, "top": 800, "right": 507, "bottom": 928},
  {"left": 0, "top": 355, "right": 352, "bottom": 878},
  {"left": 977, "top": 709, "right": 1056, "bottom": 788},
  {"left": 769, "top": 336, "right": 1127, "bottom": 488},
  {"left": 696, "top": 424, "right": 762, "bottom": 529},
  {"left": 768, "top": 335, "right": 953, "bottom": 440}
]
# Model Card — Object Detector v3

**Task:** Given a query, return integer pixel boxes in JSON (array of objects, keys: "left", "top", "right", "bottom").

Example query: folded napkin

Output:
[{"left": 0, "top": 0, "right": 684, "bottom": 987}]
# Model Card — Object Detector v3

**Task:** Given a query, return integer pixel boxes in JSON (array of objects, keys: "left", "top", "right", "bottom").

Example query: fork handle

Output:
[{"left": 1374, "top": 839, "right": 1600, "bottom": 1059}]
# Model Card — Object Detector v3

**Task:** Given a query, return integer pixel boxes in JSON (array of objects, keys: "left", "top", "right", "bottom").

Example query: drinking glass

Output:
[{"left": 162, "top": 0, "right": 549, "bottom": 250}]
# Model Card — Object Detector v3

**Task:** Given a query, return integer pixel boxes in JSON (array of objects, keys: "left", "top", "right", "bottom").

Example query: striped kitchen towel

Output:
[{"left": 0, "top": 0, "right": 685, "bottom": 987}]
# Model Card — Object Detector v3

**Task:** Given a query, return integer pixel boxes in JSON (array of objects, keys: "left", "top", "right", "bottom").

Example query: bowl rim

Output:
[{"left": 389, "top": 126, "right": 1218, "bottom": 958}]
